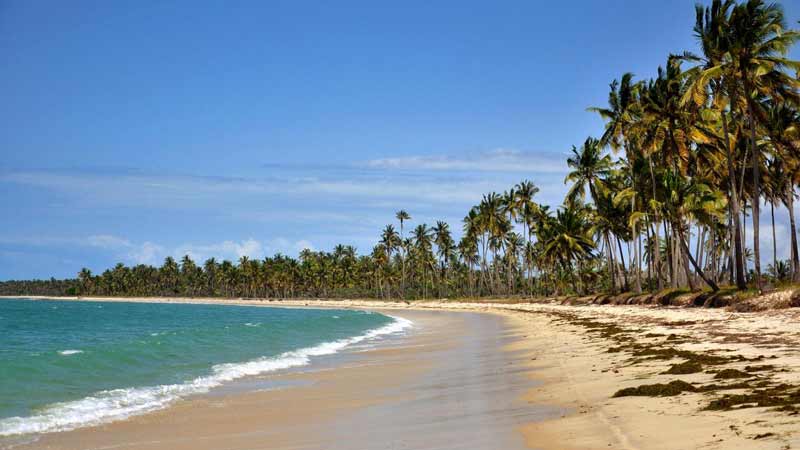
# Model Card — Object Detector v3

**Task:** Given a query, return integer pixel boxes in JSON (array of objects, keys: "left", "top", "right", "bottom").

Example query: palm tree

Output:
[
  {"left": 590, "top": 73, "right": 647, "bottom": 293},
  {"left": 682, "top": 0, "right": 746, "bottom": 288},
  {"left": 411, "top": 223, "right": 434, "bottom": 298},
  {"left": 660, "top": 170, "right": 725, "bottom": 291},
  {"left": 565, "top": 137, "right": 614, "bottom": 205},
  {"left": 457, "top": 233, "right": 479, "bottom": 297},
  {"left": 477, "top": 193, "right": 510, "bottom": 294},
  {"left": 566, "top": 137, "right": 618, "bottom": 289},
  {"left": 203, "top": 258, "right": 219, "bottom": 296},
  {"left": 396, "top": 210, "right": 411, "bottom": 296},
  {"left": 78, "top": 268, "right": 93, "bottom": 295},
  {"left": 541, "top": 204, "right": 595, "bottom": 293},
  {"left": 513, "top": 180, "right": 539, "bottom": 295},
  {"left": 433, "top": 220, "right": 454, "bottom": 297},
  {"left": 727, "top": 0, "right": 800, "bottom": 292}
]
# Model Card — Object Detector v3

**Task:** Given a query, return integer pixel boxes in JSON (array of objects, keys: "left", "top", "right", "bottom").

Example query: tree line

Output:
[{"left": 3, "top": 0, "right": 800, "bottom": 300}]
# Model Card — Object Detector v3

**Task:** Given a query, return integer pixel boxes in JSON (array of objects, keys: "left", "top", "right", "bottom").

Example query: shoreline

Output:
[
  {"left": 6, "top": 296, "right": 800, "bottom": 448},
  {"left": 8, "top": 307, "right": 549, "bottom": 450}
]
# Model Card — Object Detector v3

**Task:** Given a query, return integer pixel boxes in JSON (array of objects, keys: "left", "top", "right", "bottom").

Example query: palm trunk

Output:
[
  {"left": 634, "top": 221, "right": 642, "bottom": 294},
  {"left": 665, "top": 221, "right": 677, "bottom": 288},
  {"left": 680, "top": 230, "right": 697, "bottom": 291},
  {"left": 710, "top": 219, "right": 717, "bottom": 283},
  {"left": 604, "top": 234, "right": 616, "bottom": 293},
  {"left": 648, "top": 157, "right": 663, "bottom": 290},
  {"left": 721, "top": 105, "right": 747, "bottom": 289},
  {"left": 771, "top": 201, "right": 777, "bottom": 276},
  {"left": 615, "top": 236, "right": 629, "bottom": 291},
  {"left": 646, "top": 218, "right": 653, "bottom": 290},
  {"left": 787, "top": 189, "right": 800, "bottom": 282},
  {"left": 747, "top": 93, "right": 762, "bottom": 292},
  {"left": 678, "top": 224, "right": 719, "bottom": 291}
]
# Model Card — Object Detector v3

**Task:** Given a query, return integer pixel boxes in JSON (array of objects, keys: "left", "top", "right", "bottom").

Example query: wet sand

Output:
[{"left": 16, "top": 309, "right": 556, "bottom": 450}]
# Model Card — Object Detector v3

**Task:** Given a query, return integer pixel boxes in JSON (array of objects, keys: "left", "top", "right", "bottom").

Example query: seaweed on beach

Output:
[
  {"left": 630, "top": 346, "right": 730, "bottom": 365},
  {"left": 706, "top": 384, "right": 800, "bottom": 410},
  {"left": 663, "top": 361, "right": 703, "bottom": 374},
  {"left": 714, "top": 369, "right": 750, "bottom": 379},
  {"left": 744, "top": 365, "right": 775, "bottom": 373},
  {"left": 613, "top": 380, "right": 697, "bottom": 397}
]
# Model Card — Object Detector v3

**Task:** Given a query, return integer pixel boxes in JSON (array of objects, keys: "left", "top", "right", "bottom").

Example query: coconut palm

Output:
[{"left": 395, "top": 210, "right": 411, "bottom": 296}]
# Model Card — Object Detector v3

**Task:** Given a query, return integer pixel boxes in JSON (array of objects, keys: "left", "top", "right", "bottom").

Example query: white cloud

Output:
[
  {"left": 175, "top": 238, "right": 264, "bottom": 262},
  {"left": 128, "top": 242, "right": 164, "bottom": 265}
]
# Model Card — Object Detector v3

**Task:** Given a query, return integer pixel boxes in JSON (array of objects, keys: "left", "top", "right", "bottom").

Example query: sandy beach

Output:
[
  {"left": 7, "top": 305, "right": 555, "bottom": 450},
  {"left": 7, "top": 296, "right": 800, "bottom": 449}
]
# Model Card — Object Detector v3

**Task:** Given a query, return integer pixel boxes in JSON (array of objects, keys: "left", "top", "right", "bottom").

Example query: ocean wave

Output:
[
  {"left": 0, "top": 314, "right": 412, "bottom": 437},
  {"left": 57, "top": 350, "right": 83, "bottom": 356}
]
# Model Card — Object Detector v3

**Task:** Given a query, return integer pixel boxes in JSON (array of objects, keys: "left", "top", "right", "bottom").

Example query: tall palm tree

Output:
[
  {"left": 728, "top": 0, "right": 800, "bottom": 291},
  {"left": 682, "top": 0, "right": 745, "bottom": 288},
  {"left": 380, "top": 224, "right": 401, "bottom": 295},
  {"left": 411, "top": 223, "right": 434, "bottom": 298},
  {"left": 590, "top": 73, "right": 647, "bottom": 293},
  {"left": 433, "top": 220, "right": 454, "bottom": 297},
  {"left": 513, "top": 180, "right": 539, "bottom": 295},
  {"left": 566, "top": 137, "right": 618, "bottom": 289},
  {"left": 395, "top": 210, "right": 411, "bottom": 296}
]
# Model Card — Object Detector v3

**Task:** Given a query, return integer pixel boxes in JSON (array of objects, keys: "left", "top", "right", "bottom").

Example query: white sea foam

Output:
[
  {"left": 57, "top": 350, "right": 83, "bottom": 356},
  {"left": 0, "top": 314, "right": 412, "bottom": 437},
  {"left": 244, "top": 322, "right": 261, "bottom": 327}
]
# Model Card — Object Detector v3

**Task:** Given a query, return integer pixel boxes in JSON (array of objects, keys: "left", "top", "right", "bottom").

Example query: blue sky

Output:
[{"left": 3, "top": 0, "right": 800, "bottom": 279}]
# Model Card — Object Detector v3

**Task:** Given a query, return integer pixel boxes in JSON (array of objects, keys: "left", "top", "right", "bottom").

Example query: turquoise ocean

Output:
[{"left": 0, "top": 299, "right": 411, "bottom": 436}]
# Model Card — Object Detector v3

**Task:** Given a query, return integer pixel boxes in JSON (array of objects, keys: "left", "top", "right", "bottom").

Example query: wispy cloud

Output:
[
  {"left": 0, "top": 234, "right": 314, "bottom": 266},
  {"left": 0, "top": 152, "right": 572, "bottom": 279},
  {"left": 363, "top": 149, "right": 569, "bottom": 173},
  {"left": 0, "top": 161, "right": 568, "bottom": 210}
]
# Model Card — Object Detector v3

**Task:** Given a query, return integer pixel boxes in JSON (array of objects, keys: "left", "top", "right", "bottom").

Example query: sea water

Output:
[{"left": 0, "top": 298, "right": 411, "bottom": 436}]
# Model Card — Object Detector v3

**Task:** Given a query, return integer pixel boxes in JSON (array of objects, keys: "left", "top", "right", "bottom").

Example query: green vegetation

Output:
[{"left": 2, "top": 0, "right": 800, "bottom": 300}]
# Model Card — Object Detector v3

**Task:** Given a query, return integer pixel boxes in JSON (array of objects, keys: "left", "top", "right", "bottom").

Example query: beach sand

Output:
[{"left": 8, "top": 296, "right": 800, "bottom": 449}]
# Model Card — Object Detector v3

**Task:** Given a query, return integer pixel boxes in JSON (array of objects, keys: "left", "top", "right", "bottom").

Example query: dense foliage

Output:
[
  {"left": 0, "top": 279, "right": 79, "bottom": 297},
  {"left": 3, "top": 0, "right": 800, "bottom": 299}
]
